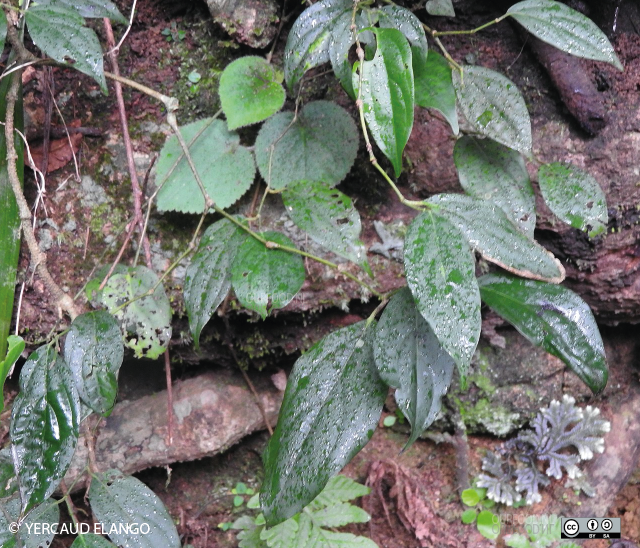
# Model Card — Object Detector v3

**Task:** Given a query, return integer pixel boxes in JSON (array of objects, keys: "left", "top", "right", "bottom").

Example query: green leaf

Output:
[
  {"left": 524, "top": 514, "right": 561, "bottom": 546},
  {"left": 220, "top": 57, "right": 286, "bottom": 130},
  {"left": 0, "top": 335, "right": 25, "bottom": 412},
  {"left": 231, "top": 231, "right": 305, "bottom": 319},
  {"left": 374, "top": 287, "right": 455, "bottom": 448},
  {"left": 309, "top": 475, "right": 370, "bottom": 509},
  {"left": 0, "top": 498, "right": 60, "bottom": 548},
  {"left": 283, "top": 0, "right": 352, "bottom": 89},
  {"left": 64, "top": 311, "right": 124, "bottom": 416},
  {"left": 454, "top": 136, "right": 535, "bottom": 237},
  {"left": 0, "top": 11, "right": 7, "bottom": 54},
  {"left": 254, "top": 101, "right": 358, "bottom": 191},
  {"left": 10, "top": 346, "right": 80, "bottom": 514},
  {"left": 404, "top": 211, "right": 481, "bottom": 378},
  {"left": 461, "top": 488, "right": 481, "bottom": 507},
  {"left": 70, "top": 534, "right": 118, "bottom": 547},
  {"left": 355, "top": 27, "right": 414, "bottom": 177},
  {"left": 25, "top": 5, "right": 106, "bottom": 91},
  {"left": 309, "top": 502, "right": 370, "bottom": 528},
  {"left": 383, "top": 415, "right": 396, "bottom": 427},
  {"left": 155, "top": 117, "right": 255, "bottom": 213},
  {"left": 461, "top": 509, "right": 478, "bottom": 524},
  {"left": 0, "top": 448, "right": 17, "bottom": 498},
  {"left": 260, "top": 517, "right": 299, "bottom": 547},
  {"left": 379, "top": 5, "right": 429, "bottom": 66},
  {"left": 99, "top": 266, "right": 172, "bottom": 360},
  {"left": 453, "top": 66, "right": 531, "bottom": 155},
  {"left": 504, "top": 534, "right": 532, "bottom": 548},
  {"left": 184, "top": 219, "right": 247, "bottom": 348},
  {"left": 507, "top": 0, "right": 622, "bottom": 70},
  {"left": 478, "top": 273, "right": 607, "bottom": 393},
  {"left": 36, "top": 0, "right": 126, "bottom": 23},
  {"left": 261, "top": 322, "right": 386, "bottom": 525},
  {"left": 537, "top": 162, "right": 607, "bottom": 237},
  {"left": 477, "top": 510, "right": 500, "bottom": 540},
  {"left": 282, "top": 181, "right": 369, "bottom": 271},
  {"left": 414, "top": 51, "right": 459, "bottom": 134},
  {"left": 89, "top": 471, "right": 180, "bottom": 548},
  {"left": 430, "top": 194, "right": 565, "bottom": 283},
  {"left": 426, "top": 0, "right": 455, "bottom": 17}
]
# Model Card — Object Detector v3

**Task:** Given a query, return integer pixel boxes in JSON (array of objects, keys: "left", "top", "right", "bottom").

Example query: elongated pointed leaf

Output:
[
  {"left": 415, "top": 51, "right": 459, "bottom": 134},
  {"left": 404, "top": 211, "right": 481, "bottom": 377},
  {"left": 426, "top": 0, "right": 455, "bottom": 16},
  {"left": 453, "top": 66, "right": 531, "bottom": 155},
  {"left": 231, "top": 231, "right": 305, "bottom": 319},
  {"left": 184, "top": 219, "right": 247, "bottom": 348},
  {"left": 379, "top": 5, "right": 429, "bottom": 65},
  {"left": 430, "top": 194, "right": 565, "bottom": 282},
  {"left": 374, "top": 288, "right": 455, "bottom": 447},
  {"left": 356, "top": 27, "right": 414, "bottom": 177},
  {"left": 282, "top": 181, "right": 368, "bottom": 271},
  {"left": 508, "top": 0, "right": 622, "bottom": 70},
  {"left": 454, "top": 136, "right": 535, "bottom": 237},
  {"left": 10, "top": 346, "right": 80, "bottom": 514},
  {"left": 538, "top": 162, "right": 607, "bottom": 237},
  {"left": 36, "top": 0, "right": 126, "bottom": 23},
  {"left": 261, "top": 322, "right": 386, "bottom": 525},
  {"left": 479, "top": 273, "right": 607, "bottom": 393},
  {"left": 64, "top": 311, "right": 124, "bottom": 417}
]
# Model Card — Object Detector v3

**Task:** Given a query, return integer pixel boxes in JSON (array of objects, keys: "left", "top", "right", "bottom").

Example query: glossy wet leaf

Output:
[
  {"left": 25, "top": 5, "right": 106, "bottom": 91},
  {"left": 156, "top": 117, "right": 255, "bottom": 212},
  {"left": 430, "top": 194, "right": 565, "bottom": 283},
  {"left": 261, "top": 322, "right": 386, "bottom": 525},
  {"left": 231, "top": 231, "right": 305, "bottom": 319},
  {"left": 64, "top": 311, "right": 124, "bottom": 417},
  {"left": 538, "top": 162, "right": 607, "bottom": 237},
  {"left": 219, "top": 57, "right": 286, "bottom": 130},
  {"left": 36, "top": 0, "right": 126, "bottom": 23},
  {"left": 454, "top": 136, "right": 535, "bottom": 237},
  {"left": 282, "top": 181, "right": 369, "bottom": 272},
  {"left": 184, "top": 219, "right": 247, "bottom": 348},
  {"left": 404, "top": 211, "right": 481, "bottom": 378},
  {"left": 453, "top": 66, "right": 531, "bottom": 155},
  {"left": 255, "top": 101, "right": 358, "bottom": 191},
  {"left": 0, "top": 447, "right": 17, "bottom": 498},
  {"left": 0, "top": 335, "right": 24, "bottom": 412},
  {"left": 374, "top": 288, "right": 455, "bottom": 448},
  {"left": 355, "top": 28, "right": 414, "bottom": 177},
  {"left": 414, "top": 51, "right": 459, "bottom": 134},
  {"left": 379, "top": 5, "right": 429, "bottom": 66},
  {"left": 70, "top": 534, "right": 118, "bottom": 547},
  {"left": 508, "top": 0, "right": 622, "bottom": 70},
  {"left": 89, "top": 470, "right": 180, "bottom": 548},
  {"left": 426, "top": 0, "right": 455, "bottom": 17},
  {"left": 0, "top": 498, "right": 60, "bottom": 548},
  {"left": 479, "top": 273, "right": 607, "bottom": 394},
  {"left": 10, "top": 346, "right": 80, "bottom": 514},
  {"left": 99, "top": 266, "right": 172, "bottom": 360}
]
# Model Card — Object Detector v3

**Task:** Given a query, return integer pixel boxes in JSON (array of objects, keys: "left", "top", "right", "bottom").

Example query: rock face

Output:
[{"left": 206, "top": 0, "right": 279, "bottom": 48}]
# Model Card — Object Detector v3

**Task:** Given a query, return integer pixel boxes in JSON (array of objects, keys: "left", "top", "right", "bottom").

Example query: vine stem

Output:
[{"left": 433, "top": 14, "right": 509, "bottom": 36}]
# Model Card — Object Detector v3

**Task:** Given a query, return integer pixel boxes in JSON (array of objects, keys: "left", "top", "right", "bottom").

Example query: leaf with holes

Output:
[
  {"left": 508, "top": 0, "right": 622, "bottom": 70},
  {"left": 0, "top": 498, "right": 60, "bottom": 548},
  {"left": 184, "top": 218, "right": 247, "bottom": 348},
  {"left": 99, "top": 266, "right": 172, "bottom": 360},
  {"left": 261, "top": 322, "right": 386, "bottom": 526},
  {"left": 155, "top": 118, "right": 255, "bottom": 213},
  {"left": 414, "top": 51, "right": 459, "bottom": 134},
  {"left": 379, "top": 5, "right": 429, "bottom": 66},
  {"left": 374, "top": 287, "right": 455, "bottom": 448},
  {"left": 0, "top": 335, "right": 24, "bottom": 412},
  {"left": 10, "top": 346, "right": 80, "bottom": 514},
  {"left": 36, "top": 0, "right": 126, "bottom": 22},
  {"left": 479, "top": 273, "right": 607, "bottom": 394},
  {"left": 220, "top": 57, "right": 286, "bottom": 130},
  {"left": 453, "top": 66, "right": 531, "bottom": 155},
  {"left": 231, "top": 231, "right": 305, "bottom": 319},
  {"left": 426, "top": 0, "right": 455, "bottom": 16},
  {"left": 538, "top": 162, "right": 607, "bottom": 237},
  {"left": 254, "top": 101, "right": 358, "bottom": 190},
  {"left": 404, "top": 211, "right": 480, "bottom": 378},
  {"left": 355, "top": 28, "right": 414, "bottom": 177},
  {"left": 282, "top": 181, "right": 369, "bottom": 272},
  {"left": 64, "top": 311, "right": 124, "bottom": 417},
  {"left": 454, "top": 136, "right": 535, "bottom": 237}
]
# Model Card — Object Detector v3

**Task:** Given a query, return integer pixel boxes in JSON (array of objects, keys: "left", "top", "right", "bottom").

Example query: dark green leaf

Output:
[
  {"left": 0, "top": 11, "right": 6, "bottom": 53},
  {"left": 155, "top": 118, "right": 255, "bottom": 213},
  {"left": 508, "top": 0, "right": 622, "bottom": 70},
  {"left": 282, "top": 181, "right": 368, "bottom": 271},
  {"left": 70, "top": 534, "right": 118, "bottom": 547},
  {"left": 254, "top": 101, "right": 358, "bottom": 190},
  {"left": 453, "top": 66, "right": 531, "bottom": 155},
  {"left": 219, "top": 57, "right": 286, "bottom": 130},
  {"left": 430, "top": 194, "right": 565, "bottom": 283},
  {"left": 25, "top": 5, "right": 106, "bottom": 91},
  {"left": 477, "top": 510, "right": 500, "bottom": 540},
  {"left": 89, "top": 470, "right": 180, "bottom": 548},
  {"left": 261, "top": 322, "right": 386, "bottom": 525},
  {"left": 355, "top": 28, "right": 414, "bottom": 177},
  {"left": 426, "top": 0, "right": 456, "bottom": 17},
  {"left": 414, "top": 51, "right": 459, "bottom": 134},
  {"left": 64, "top": 311, "right": 124, "bottom": 417},
  {"left": 0, "top": 447, "right": 17, "bottom": 498},
  {"left": 231, "top": 231, "right": 305, "bottom": 319},
  {"left": 184, "top": 219, "right": 247, "bottom": 348},
  {"left": 36, "top": 0, "right": 126, "bottom": 23},
  {"left": 478, "top": 273, "right": 607, "bottom": 394},
  {"left": 10, "top": 346, "right": 80, "bottom": 514},
  {"left": 0, "top": 498, "right": 60, "bottom": 548},
  {"left": 374, "top": 288, "right": 454, "bottom": 447},
  {"left": 1, "top": 335, "right": 25, "bottom": 412},
  {"left": 454, "top": 136, "right": 535, "bottom": 237},
  {"left": 379, "top": 5, "right": 429, "bottom": 65},
  {"left": 404, "top": 211, "right": 481, "bottom": 378},
  {"left": 537, "top": 162, "right": 607, "bottom": 237}
]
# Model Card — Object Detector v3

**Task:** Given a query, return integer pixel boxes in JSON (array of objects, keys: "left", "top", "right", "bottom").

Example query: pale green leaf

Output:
[
  {"left": 308, "top": 502, "right": 370, "bottom": 528},
  {"left": 477, "top": 510, "right": 500, "bottom": 540},
  {"left": 414, "top": 51, "right": 459, "bottom": 134},
  {"left": 309, "top": 475, "right": 371, "bottom": 509},
  {"left": 505, "top": 534, "right": 532, "bottom": 548},
  {"left": 426, "top": 0, "right": 455, "bottom": 17},
  {"left": 461, "top": 488, "right": 481, "bottom": 506},
  {"left": 36, "top": 0, "right": 126, "bottom": 23}
]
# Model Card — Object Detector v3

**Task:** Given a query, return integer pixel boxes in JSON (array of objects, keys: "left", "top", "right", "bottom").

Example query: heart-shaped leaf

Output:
[{"left": 414, "top": 51, "right": 459, "bottom": 134}]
